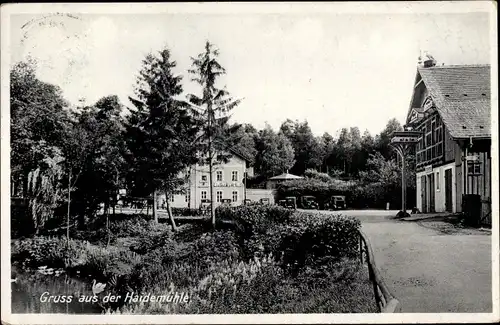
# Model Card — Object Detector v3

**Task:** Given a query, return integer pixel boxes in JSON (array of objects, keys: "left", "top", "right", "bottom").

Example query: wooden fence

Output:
[{"left": 358, "top": 230, "right": 401, "bottom": 313}]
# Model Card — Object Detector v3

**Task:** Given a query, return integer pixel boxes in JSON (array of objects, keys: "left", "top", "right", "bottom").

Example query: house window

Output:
[
  {"left": 216, "top": 171, "right": 223, "bottom": 182},
  {"left": 232, "top": 191, "right": 238, "bottom": 202},
  {"left": 185, "top": 194, "right": 189, "bottom": 202},
  {"left": 201, "top": 191, "right": 207, "bottom": 200},
  {"left": 231, "top": 171, "right": 238, "bottom": 182},
  {"left": 431, "top": 120, "right": 436, "bottom": 144},
  {"left": 201, "top": 175, "right": 207, "bottom": 182},
  {"left": 436, "top": 172, "right": 440, "bottom": 190},
  {"left": 426, "top": 133, "right": 432, "bottom": 150},
  {"left": 216, "top": 191, "right": 223, "bottom": 202},
  {"left": 170, "top": 195, "right": 175, "bottom": 202},
  {"left": 467, "top": 162, "right": 482, "bottom": 175},
  {"left": 421, "top": 126, "right": 426, "bottom": 148}
]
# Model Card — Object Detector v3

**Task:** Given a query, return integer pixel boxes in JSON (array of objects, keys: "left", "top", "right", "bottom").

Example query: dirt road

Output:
[{"left": 348, "top": 210, "right": 492, "bottom": 312}]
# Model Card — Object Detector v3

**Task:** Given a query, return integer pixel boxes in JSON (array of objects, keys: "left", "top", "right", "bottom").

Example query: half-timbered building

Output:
[{"left": 405, "top": 60, "right": 491, "bottom": 224}]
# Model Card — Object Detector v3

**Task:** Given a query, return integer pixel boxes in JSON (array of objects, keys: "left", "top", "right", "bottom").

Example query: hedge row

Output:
[{"left": 216, "top": 205, "right": 361, "bottom": 270}]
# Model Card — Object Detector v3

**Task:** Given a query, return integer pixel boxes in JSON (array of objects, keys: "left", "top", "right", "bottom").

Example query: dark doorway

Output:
[
  {"left": 421, "top": 175, "right": 427, "bottom": 213},
  {"left": 428, "top": 173, "right": 435, "bottom": 213},
  {"left": 445, "top": 169, "right": 453, "bottom": 212}
]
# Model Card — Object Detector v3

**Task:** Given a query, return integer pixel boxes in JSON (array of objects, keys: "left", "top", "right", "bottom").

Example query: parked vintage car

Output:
[
  {"left": 324, "top": 195, "right": 346, "bottom": 210},
  {"left": 278, "top": 197, "right": 297, "bottom": 209},
  {"left": 299, "top": 195, "right": 319, "bottom": 209}
]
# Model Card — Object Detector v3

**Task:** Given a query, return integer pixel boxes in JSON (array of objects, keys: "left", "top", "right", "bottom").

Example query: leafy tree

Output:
[
  {"left": 232, "top": 123, "right": 258, "bottom": 159},
  {"left": 335, "top": 128, "right": 351, "bottom": 175},
  {"left": 348, "top": 127, "right": 363, "bottom": 175},
  {"left": 304, "top": 168, "right": 333, "bottom": 183},
  {"left": 375, "top": 118, "right": 403, "bottom": 159},
  {"left": 254, "top": 124, "right": 295, "bottom": 178},
  {"left": 10, "top": 59, "right": 70, "bottom": 234},
  {"left": 188, "top": 41, "right": 242, "bottom": 227},
  {"left": 279, "top": 120, "right": 322, "bottom": 175},
  {"left": 361, "top": 130, "right": 375, "bottom": 153},
  {"left": 319, "top": 132, "right": 335, "bottom": 174},
  {"left": 356, "top": 129, "right": 375, "bottom": 172},
  {"left": 359, "top": 152, "right": 400, "bottom": 186},
  {"left": 66, "top": 96, "right": 127, "bottom": 238},
  {"left": 126, "top": 47, "right": 201, "bottom": 229},
  {"left": 279, "top": 118, "right": 297, "bottom": 139}
]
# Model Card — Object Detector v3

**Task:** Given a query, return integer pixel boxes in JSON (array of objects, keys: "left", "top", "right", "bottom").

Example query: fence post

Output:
[
  {"left": 359, "top": 229, "right": 400, "bottom": 313},
  {"left": 370, "top": 267, "right": 382, "bottom": 312}
]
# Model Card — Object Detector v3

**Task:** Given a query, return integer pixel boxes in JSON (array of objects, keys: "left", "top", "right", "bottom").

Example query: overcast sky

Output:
[{"left": 8, "top": 5, "right": 492, "bottom": 137}]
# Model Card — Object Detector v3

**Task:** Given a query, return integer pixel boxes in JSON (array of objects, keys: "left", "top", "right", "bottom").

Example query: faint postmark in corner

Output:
[
  {"left": 18, "top": 12, "right": 91, "bottom": 95},
  {"left": 20, "top": 13, "right": 83, "bottom": 45}
]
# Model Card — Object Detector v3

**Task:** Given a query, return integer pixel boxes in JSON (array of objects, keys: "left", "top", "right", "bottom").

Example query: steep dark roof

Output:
[
  {"left": 228, "top": 147, "right": 254, "bottom": 164},
  {"left": 417, "top": 64, "right": 491, "bottom": 139}
]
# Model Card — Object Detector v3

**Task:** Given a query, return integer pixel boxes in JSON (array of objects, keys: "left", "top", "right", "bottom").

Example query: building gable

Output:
[
  {"left": 407, "top": 64, "right": 491, "bottom": 139},
  {"left": 406, "top": 72, "right": 437, "bottom": 128}
]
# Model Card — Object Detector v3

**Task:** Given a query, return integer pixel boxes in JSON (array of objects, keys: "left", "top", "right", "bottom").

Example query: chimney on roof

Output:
[{"left": 423, "top": 52, "right": 437, "bottom": 68}]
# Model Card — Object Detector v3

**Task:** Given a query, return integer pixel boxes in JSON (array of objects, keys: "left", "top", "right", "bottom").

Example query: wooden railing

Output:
[{"left": 358, "top": 230, "right": 401, "bottom": 313}]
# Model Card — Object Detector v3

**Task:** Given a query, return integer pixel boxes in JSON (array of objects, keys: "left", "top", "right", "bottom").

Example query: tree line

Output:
[
  {"left": 233, "top": 117, "right": 405, "bottom": 184},
  {"left": 10, "top": 40, "right": 411, "bottom": 237}
]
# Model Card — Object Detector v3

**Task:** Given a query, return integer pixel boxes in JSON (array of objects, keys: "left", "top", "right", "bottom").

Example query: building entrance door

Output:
[
  {"left": 421, "top": 175, "right": 427, "bottom": 213},
  {"left": 428, "top": 173, "right": 435, "bottom": 213},
  {"left": 445, "top": 169, "right": 453, "bottom": 212}
]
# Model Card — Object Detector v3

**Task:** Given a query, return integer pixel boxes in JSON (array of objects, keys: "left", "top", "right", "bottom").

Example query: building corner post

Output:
[{"left": 401, "top": 151, "right": 406, "bottom": 212}]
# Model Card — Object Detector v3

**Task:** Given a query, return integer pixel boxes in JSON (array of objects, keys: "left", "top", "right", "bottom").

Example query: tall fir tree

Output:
[
  {"left": 188, "top": 41, "right": 242, "bottom": 227},
  {"left": 125, "top": 47, "right": 200, "bottom": 229}
]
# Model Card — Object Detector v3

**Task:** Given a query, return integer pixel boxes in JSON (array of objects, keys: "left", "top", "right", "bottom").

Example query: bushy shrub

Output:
[
  {"left": 126, "top": 227, "right": 241, "bottom": 295},
  {"left": 174, "top": 223, "right": 211, "bottom": 243},
  {"left": 78, "top": 245, "right": 143, "bottom": 284},
  {"left": 72, "top": 227, "right": 115, "bottom": 246},
  {"left": 215, "top": 206, "right": 360, "bottom": 268},
  {"left": 286, "top": 212, "right": 360, "bottom": 267},
  {"left": 216, "top": 205, "right": 294, "bottom": 234},
  {"left": 347, "top": 183, "right": 383, "bottom": 208},
  {"left": 73, "top": 214, "right": 171, "bottom": 245},
  {"left": 304, "top": 169, "right": 333, "bottom": 183},
  {"left": 109, "top": 217, "right": 169, "bottom": 238},
  {"left": 11, "top": 236, "right": 90, "bottom": 269},
  {"left": 11, "top": 236, "right": 144, "bottom": 288},
  {"left": 265, "top": 212, "right": 361, "bottom": 271},
  {"left": 191, "top": 230, "right": 242, "bottom": 268},
  {"left": 11, "top": 237, "right": 94, "bottom": 268},
  {"left": 215, "top": 205, "right": 295, "bottom": 260},
  {"left": 129, "top": 230, "right": 174, "bottom": 255}
]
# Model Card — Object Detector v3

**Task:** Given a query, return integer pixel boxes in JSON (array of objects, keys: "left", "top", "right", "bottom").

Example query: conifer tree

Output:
[
  {"left": 126, "top": 47, "right": 200, "bottom": 229},
  {"left": 188, "top": 41, "right": 242, "bottom": 227}
]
